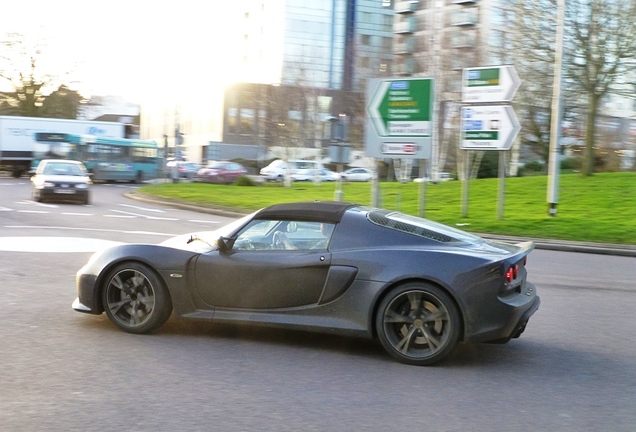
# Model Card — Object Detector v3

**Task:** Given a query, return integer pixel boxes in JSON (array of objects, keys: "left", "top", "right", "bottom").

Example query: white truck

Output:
[{"left": 0, "top": 116, "right": 125, "bottom": 177}]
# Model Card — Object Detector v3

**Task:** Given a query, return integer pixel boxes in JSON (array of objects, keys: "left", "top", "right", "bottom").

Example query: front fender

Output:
[{"left": 76, "top": 244, "right": 200, "bottom": 314}]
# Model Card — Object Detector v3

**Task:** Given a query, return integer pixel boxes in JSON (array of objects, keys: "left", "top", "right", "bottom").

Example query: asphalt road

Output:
[{"left": 1, "top": 178, "right": 635, "bottom": 431}]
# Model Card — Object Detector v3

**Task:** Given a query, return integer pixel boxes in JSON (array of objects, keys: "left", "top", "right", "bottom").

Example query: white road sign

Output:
[
  {"left": 462, "top": 66, "right": 520, "bottom": 103},
  {"left": 460, "top": 105, "right": 520, "bottom": 150}
]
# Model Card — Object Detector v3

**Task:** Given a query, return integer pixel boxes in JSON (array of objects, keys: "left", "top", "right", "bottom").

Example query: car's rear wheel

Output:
[
  {"left": 376, "top": 283, "right": 460, "bottom": 366},
  {"left": 102, "top": 262, "right": 173, "bottom": 334}
]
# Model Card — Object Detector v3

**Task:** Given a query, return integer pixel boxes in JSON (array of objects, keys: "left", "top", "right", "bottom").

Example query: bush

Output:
[
  {"left": 560, "top": 157, "right": 580, "bottom": 171},
  {"left": 477, "top": 151, "right": 500, "bottom": 178},
  {"left": 234, "top": 175, "right": 258, "bottom": 186},
  {"left": 524, "top": 160, "right": 545, "bottom": 172}
]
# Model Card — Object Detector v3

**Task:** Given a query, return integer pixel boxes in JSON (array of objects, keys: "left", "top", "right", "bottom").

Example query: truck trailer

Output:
[{"left": 0, "top": 116, "right": 125, "bottom": 177}]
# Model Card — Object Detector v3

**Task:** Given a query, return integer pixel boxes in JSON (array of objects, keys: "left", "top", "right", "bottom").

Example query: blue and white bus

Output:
[{"left": 33, "top": 132, "right": 159, "bottom": 183}]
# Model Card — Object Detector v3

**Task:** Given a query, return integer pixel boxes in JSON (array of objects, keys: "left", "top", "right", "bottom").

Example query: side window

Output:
[{"left": 232, "top": 220, "right": 335, "bottom": 251}]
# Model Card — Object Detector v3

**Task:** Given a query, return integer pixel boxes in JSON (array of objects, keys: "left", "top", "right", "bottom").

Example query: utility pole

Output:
[
  {"left": 430, "top": 0, "right": 443, "bottom": 183},
  {"left": 547, "top": 0, "right": 565, "bottom": 216}
]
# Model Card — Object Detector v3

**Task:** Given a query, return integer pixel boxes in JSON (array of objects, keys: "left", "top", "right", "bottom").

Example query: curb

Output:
[{"left": 478, "top": 233, "right": 636, "bottom": 258}]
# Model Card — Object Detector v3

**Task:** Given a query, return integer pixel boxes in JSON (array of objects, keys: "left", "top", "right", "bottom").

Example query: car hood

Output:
[{"left": 160, "top": 232, "right": 219, "bottom": 253}]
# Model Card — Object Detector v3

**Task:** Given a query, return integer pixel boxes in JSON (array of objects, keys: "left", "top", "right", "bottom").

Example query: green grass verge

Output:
[{"left": 138, "top": 172, "right": 636, "bottom": 245}]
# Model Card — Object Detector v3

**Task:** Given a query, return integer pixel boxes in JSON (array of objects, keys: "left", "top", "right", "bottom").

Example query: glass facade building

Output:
[
  {"left": 282, "top": 0, "right": 346, "bottom": 89},
  {"left": 281, "top": 0, "right": 393, "bottom": 91}
]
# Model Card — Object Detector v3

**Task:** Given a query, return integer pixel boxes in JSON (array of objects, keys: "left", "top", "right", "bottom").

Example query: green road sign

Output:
[{"left": 364, "top": 77, "right": 434, "bottom": 159}]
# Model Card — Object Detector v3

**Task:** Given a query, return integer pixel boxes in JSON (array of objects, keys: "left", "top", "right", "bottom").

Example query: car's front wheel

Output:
[
  {"left": 376, "top": 283, "right": 460, "bottom": 366},
  {"left": 102, "top": 262, "right": 173, "bottom": 334}
]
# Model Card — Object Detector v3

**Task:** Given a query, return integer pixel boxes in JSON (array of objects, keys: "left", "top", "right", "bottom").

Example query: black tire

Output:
[
  {"left": 376, "top": 282, "right": 460, "bottom": 366},
  {"left": 102, "top": 262, "right": 173, "bottom": 334}
]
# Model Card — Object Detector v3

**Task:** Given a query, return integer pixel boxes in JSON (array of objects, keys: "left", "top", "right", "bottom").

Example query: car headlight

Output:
[
  {"left": 43, "top": 181, "right": 55, "bottom": 187},
  {"left": 75, "top": 183, "right": 89, "bottom": 189}
]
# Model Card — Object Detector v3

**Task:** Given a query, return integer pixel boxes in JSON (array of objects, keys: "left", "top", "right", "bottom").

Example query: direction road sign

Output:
[
  {"left": 460, "top": 105, "right": 520, "bottom": 150},
  {"left": 462, "top": 66, "right": 520, "bottom": 103},
  {"left": 364, "top": 77, "right": 433, "bottom": 159}
]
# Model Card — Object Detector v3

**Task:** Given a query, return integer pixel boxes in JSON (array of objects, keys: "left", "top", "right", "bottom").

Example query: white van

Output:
[{"left": 260, "top": 159, "right": 323, "bottom": 181}]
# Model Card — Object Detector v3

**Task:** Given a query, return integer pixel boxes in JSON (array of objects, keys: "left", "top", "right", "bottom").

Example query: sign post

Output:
[
  {"left": 365, "top": 77, "right": 434, "bottom": 209},
  {"left": 460, "top": 65, "right": 520, "bottom": 219}
]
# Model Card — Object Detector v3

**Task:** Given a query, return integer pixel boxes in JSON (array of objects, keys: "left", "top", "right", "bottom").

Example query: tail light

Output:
[{"left": 505, "top": 264, "right": 519, "bottom": 283}]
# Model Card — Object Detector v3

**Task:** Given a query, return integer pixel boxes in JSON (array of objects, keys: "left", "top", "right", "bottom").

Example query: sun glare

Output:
[{"left": 1, "top": 1, "right": 284, "bottom": 104}]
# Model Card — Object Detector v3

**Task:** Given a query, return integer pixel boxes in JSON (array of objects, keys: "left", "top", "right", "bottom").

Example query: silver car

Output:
[{"left": 30, "top": 159, "right": 92, "bottom": 204}]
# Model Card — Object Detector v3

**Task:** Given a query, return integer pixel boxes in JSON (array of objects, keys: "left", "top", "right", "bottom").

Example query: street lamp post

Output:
[{"left": 547, "top": 0, "right": 565, "bottom": 216}]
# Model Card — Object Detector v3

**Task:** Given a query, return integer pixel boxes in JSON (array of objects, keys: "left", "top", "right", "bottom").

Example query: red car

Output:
[{"left": 194, "top": 161, "right": 247, "bottom": 184}]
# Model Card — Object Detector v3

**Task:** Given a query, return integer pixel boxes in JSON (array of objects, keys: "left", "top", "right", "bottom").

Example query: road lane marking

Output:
[
  {"left": 0, "top": 236, "right": 124, "bottom": 253},
  {"left": 4, "top": 225, "right": 178, "bottom": 236},
  {"left": 110, "top": 209, "right": 178, "bottom": 220},
  {"left": 119, "top": 204, "right": 164, "bottom": 213}
]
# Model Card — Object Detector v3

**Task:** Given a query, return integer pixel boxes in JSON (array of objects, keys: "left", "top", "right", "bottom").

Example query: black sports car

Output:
[{"left": 73, "top": 201, "right": 539, "bottom": 365}]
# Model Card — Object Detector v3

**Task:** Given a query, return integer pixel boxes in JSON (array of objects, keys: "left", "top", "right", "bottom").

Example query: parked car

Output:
[
  {"left": 194, "top": 161, "right": 247, "bottom": 184},
  {"left": 340, "top": 167, "right": 375, "bottom": 182},
  {"left": 166, "top": 160, "right": 200, "bottom": 179},
  {"left": 318, "top": 168, "right": 338, "bottom": 182},
  {"left": 260, "top": 159, "right": 323, "bottom": 181},
  {"left": 292, "top": 168, "right": 338, "bottom": 182},
  {"left": 30, "top": 159, "right": 92, "bottom": 204},
  {"left": 72, "top": 201, "right": 539, "bottom": 366}
]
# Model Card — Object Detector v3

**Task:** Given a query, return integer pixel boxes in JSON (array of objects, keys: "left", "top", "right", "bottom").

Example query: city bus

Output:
[{"left": 33, "top": 132, "right": 160, "bottom": 183}]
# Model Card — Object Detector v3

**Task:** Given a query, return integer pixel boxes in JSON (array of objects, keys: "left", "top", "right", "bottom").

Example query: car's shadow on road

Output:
[
  {"left": 80, "top": 315, "right": 631, "bottom": 376},
  {"left": 153, "top": 317, "right": 551, "bottom": 367}
]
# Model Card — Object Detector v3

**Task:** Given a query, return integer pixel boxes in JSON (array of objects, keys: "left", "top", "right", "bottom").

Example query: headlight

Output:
[
  {"left": 75, "top": 183, "right": 89, "bottom": 189},
  {"left": 43, "top": 181, "right": 55, "bottom": 187}
]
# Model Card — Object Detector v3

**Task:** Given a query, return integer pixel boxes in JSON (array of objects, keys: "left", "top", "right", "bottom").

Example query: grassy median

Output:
[{"left": 138, "top": 172, "right": 636, "bottom": 245}]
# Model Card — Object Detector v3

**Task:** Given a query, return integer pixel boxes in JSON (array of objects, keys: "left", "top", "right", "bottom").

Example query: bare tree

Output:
[
  {"left": 512, "top": 1, "right": 559, "bottom": 167},
  {"left": 565, "top": 0, "right": 636, "bottom": 175},
  {"left": 0, "top": 32, "right": 82, "bottom": 118},
  {"left": 512, "top": 0, "right": 636, "bottom": 176}
]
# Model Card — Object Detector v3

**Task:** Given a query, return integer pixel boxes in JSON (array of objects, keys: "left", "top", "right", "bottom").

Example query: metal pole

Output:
[
  {"left": 418, "top": 159, "right": 427, "bottom": 217},
  {"left": 335, "top": 160, "right": 343, "bottom": 202},
  {"left": 461, "top": 151, "right": 470, "bottom": 217},
  {"left": 430, "top": 1, "right": 443, "bottom": 182},
  {"left": 547, "top": 0, "right": 565, "bottom": 216},
  {"left": 498, "top": 150, "right": 506, "bottom": 220}
]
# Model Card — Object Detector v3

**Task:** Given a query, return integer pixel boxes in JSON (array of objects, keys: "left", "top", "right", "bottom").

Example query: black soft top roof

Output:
[{"left": 255, "top": 201, "right": 357, "bottom": 223}]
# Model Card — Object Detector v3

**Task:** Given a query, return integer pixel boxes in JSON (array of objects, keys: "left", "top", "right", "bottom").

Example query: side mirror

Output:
[{"left": 215, "top": 236, "right": 235, "bottom": 253}]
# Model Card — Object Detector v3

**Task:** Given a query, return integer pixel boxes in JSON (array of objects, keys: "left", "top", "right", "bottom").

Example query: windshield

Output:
[{"left": 160, "top": 212, "right": 256, "bottom": 251}]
